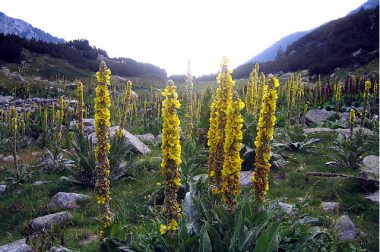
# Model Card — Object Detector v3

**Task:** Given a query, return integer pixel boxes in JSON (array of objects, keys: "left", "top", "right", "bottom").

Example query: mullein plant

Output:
[
  {"left": 361, "top": 80, "right": 371, "bottom": 128},
  {"left": 246, "top": 63, "right": 259, "bottom": 116},
  {"left": 159, "top": 80, "right": 182, "bottom": 235},
  {"left": 55, "top": 110, "right": 62, "bottom": 146},
  {"left": 208, "top": 57, "right": 234, "bottom": 193},
  {"left": 222, "top": 91, "right": 244, "bottom": 209},
  {"left": 94, "top": 61, "right": 114, "bottom": 239},
  {"left": 185, "top": 61, "right": 194, "bottom": 140},
  {"left": 349, "top": 108, "right": 356, "bottom": 136},
  {"left": 286, "top": 74, "right": 295, "bottom": 127},
  {"left": 256, "top": 72, "right": 266, "bottom": 115},
  {"left": 252, "top": 75, "right": 279, "bottom": 203},
  {"left": 11, "top": 107, "right": 20, "bottom": 180},
  {"left": 76, "top": 80, "right": 85, "bottom": 136},
  {"left": 116, "top": 80, "right": 133, "bottom": 139},
  {"left": 335, "top": 82, "right": 342, "bottom": 112}
]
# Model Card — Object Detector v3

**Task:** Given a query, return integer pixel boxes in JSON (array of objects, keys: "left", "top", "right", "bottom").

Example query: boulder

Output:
[
  {"left": 278, "top": 202, "right": 295, "bottom": 215},
  {"left": 335, "top": 215, "right": 356, "bottom": 241},
  {"left": 0, "top": 95, "right": 14, "bottom": 104},
  {"left": 320, "top": 202, "right": 339, "bottom": 213},
  {"left": 2, "top": 155, "right": 20, "bottom": 162},
  {"left": 31, "top": 211, "right": 73, "bottom": 231},
  {"left": 47, "top": 192, "right": 90, "bottom": 209},
  {"left": 335, "top": 127, "right": 374, "bottom": 136},
  {"left": 0, "top": 239, "right": 33, "bottom": 252},
  {"left": 50, "top": 246, "right": 76, "bottom": 252},
  {"left": 360, "top": 155, "right": 379, "bottom": 180},
  {"left": 365, "top": 190, "right": 379, "bottom": 203},
  {"left": 0, "top": 185, "right": 6, "bottom": 194},
  {"left": 305, "top": 109, "right": 336, "bottom": 125},
  {"left": 240, "top": 171, "right": 253, "bottom": 186},
  {"left": 135, "top": 133, "right": 156, "bottom": 142},
  {"left": 88, "top": 126, "right": 151, "bottom": 155}
]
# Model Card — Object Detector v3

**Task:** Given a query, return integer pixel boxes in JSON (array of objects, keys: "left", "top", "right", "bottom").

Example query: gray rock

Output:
[
  {"left": 0, "top": 185, "right": 7, "bottom": 194},
  {"left": 335, "top": 215, "right": 356, "bottom": 241},
  {"left": 15, "top": 74, "right": 27, "bottom": 83},
  {"left": 335, "top": 127, "right": 374, "bottom": 136},
  {"left": 360, "top": 155, "right": 379, "bottom": 180},
  {"left": 88, "top": 126, "right": 151, "bottom": 155},
  {"left": 135, "top": 133, "right": 156, "bottom": 142},
  {"left": 78, "top": 234, "right": 98, "bottom": 246},
  {"left": 239, "top": 171, "right": 253, "bottom": 186},
  {"left": 50, "top": 246, "right": 76, "bottom": 252},
  {"left": 48, "top": 192, "right": 90, "bottom": 209},
  {"left": 321, "top": 202, "right": 339, "bottom": 212},
  {"left": 278, "top": 202, "right": 295, "bottom": 215},
  {"left": 0, "top": 95, "right": 14, "bottom": 104},
  {"left": 303, "top": 128, "right": 334, "bottom": 134},
  {"left": 31, "top": 211, "right": 73, "bottom": 231},
  {"left": 305, "top": 109, "right": 336, "bottom": 125},
  {"left": 0, "top": 154, "right": 3, "bottom": 160},
  {"left": 365, "top": 190, "right": 379, "bottom": 203},
  {"left": 0, "top": 239, "right": 33, "bottom": 252},
  {"left": 32, "top": 181, "right": 52, "bottom": 186},
  {"left": 155, "top": 134, "right": 162, "bottom": 142},
  {"left": 2, "top": 155, "right": 20, "bottom": 162}
]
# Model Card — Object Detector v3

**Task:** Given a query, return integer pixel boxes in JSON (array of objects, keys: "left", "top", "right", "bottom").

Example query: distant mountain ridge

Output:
[
  {"left": 245, "top": 0, "right": 379, "bottom": 65},
  {"left": 0, "top": 11, "right": 64, "bottom": 43},
  {"left": 246, "top": 30, "right": 310, "bottom": 64}
]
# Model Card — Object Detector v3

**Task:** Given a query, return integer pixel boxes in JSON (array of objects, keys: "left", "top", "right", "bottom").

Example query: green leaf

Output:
[
  {"left": 205, "top": 222, "right": 226, "bottom": 252},
  {"left": 200, "top": 224, "right": 212, "bottom": 252},
  {"left": 238, "top": 229, "right": 255, "bottom": 252},
  {"left": 254, "top": 221, "right": 281, "bottom": 252}
]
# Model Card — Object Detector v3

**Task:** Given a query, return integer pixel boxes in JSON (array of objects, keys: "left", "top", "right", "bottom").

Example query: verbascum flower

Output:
[
  {"left": 59, "top": 96, "right": 64, "bottom": 124},
  {"left": 55, "top": 110, "right": 62, "bottom": 146},
  {"left": 76, "top": 80, "right": 85, "bottom": 135},
  {"left": 94, "top": 61, "right": 113, "bottom": 239},
  {"left": 361, "top": 81, "right": 371, "bottom": 128},
  {"left": 161, "top": 80, "right": 182, "bottom": 235},
  {"left": 11, "top": 107, "right": 20, "bottom": 179},
  {"left": 44, "top": 108, "right": 48, "bottom": 131},
  {"left": 252, "top": 75, "right": 279, "bottom": 202},
  {"left": 256, "top": 72, "right": 266, "bottom": 115},
  {"left": 373, "top": 82, "right": 378, "bottom": 97},
  {"left": 185, "top": 61, "right": 194, "bottom": 140},
  {"left": 349, "top": 108, "right": 355, "bottom": 136},
  {"left": 246, "top": 64, "right": 259, "bottom": 115},
  {"left": 222, "top": 91, "right": 244, "bottom": 209},
  {"left": 208, "top": 57, "right": 234, "bottom": 193},
  {"left": 117, "top": 80, "right": 133, "bottom": 139},
  {"left": 335, "top": 82, "right": 342, "bottom": 111}
]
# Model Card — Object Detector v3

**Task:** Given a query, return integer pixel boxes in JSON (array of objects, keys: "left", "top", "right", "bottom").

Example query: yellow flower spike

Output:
[
  {"left": 349, "top": 108, "right": 356, "bottom": 136},
  {"left": 208, "top": 58, "right": 235, "bottom": 193},
  {"left": 76, "top": 80, "right": 85, "bottom": 135},
  {"left": 160, "top": 224, "right": 168, "bottom": 234},
  {"left": 361, "top": 80, "right": 371, "bottom": 128},
  {"left": 335, "top": 82, "right": 342, "bottom": 112},
  {"left": 94, "top": 61, "right": 113, "bottom": 240},
  {"left": 117, "top": 81, "right": 133, "bottom": 139},
  {"left": 246, "top": 63, "right": 259, "bottom": 116},
  {"left": 252, "top": 75, "right": 279, "bottom": 203},
  {"left": 161, "top": 80, "right": 182, "bottom": 233},
  {"left": 222, "top": 91, "right": 244, "bottom": 209}
]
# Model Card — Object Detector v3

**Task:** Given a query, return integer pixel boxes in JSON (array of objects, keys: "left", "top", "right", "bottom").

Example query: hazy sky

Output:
[{"left": 0, "top": 0, "right": 367, "bottom": 76}]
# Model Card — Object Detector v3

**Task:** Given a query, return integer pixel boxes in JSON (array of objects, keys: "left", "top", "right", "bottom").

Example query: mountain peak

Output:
[{"left": 0, "top": 11, "right": 64, "bottom": 43}]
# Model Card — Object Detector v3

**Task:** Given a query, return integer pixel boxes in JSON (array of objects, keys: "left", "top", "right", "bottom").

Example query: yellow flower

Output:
[
  {"left": 160, "top": 224, "right": 167, "bottom": 234},
  {"left": 167, "top": 219, "right": 178, "bottom": 231},
  {"left": 118, "top": 81, "right": 133, "bottom": 139},
  {"left": 208, "top": 58, "right": 235, "bottom": 193},
  {"left": 252, "top": 75, "right": 279, "bottom": 202},
  {"left": 361, "top": 81, "right": 371, "bottom": 128},
  {"left": 161, "top": 80, "right": 182, "bottom": 231},
  {"left": 246, "top": 64, "right": 259, "bottom": 115},
  {"left": 222, "top": 91, "right": 244, "bottom": 208},
  {"left": 76, "top": 80, "right": 84, "bottom": 135}
]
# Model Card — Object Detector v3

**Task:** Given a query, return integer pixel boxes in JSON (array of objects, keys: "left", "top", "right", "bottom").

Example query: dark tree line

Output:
[{"left": 0, "top": 34, "right": 167, "bottom": 80}]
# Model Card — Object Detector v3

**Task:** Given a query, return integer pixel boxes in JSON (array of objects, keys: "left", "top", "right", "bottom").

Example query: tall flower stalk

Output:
[
  {"left": 76, "top": 80, "right": 85, "bottom": 136},
  {"left": 207, "top": 57, "right": 234, "bottom": 193},
  {"left": 160, "top": 80, "right": 182, "bottom": 235},
  {"left": 349, "top": 108, "right": 355, "bottom": 136},
  {"left": 116, "top": 80, "right": 133, "bottom": 139},
  {"left": 11, "top": 107, "right": 20, "bottom": 180},
  {"left": 222, "top": 91, "right": 244, "bottom": 209},
  {"left": 361, "top": 81, "right": 371, "bottom": 128},
  {"left": 252, "top": 75, "right": 279, "bottom": 202},
  {"left": 94, "top": 61, "right": 113, "bottom": 239},
  {"left": 246, "top": 64, "right": 259, "bottom": 115},
  {"left": 335, "top": 82, "right": 342, "bottom": 112}
]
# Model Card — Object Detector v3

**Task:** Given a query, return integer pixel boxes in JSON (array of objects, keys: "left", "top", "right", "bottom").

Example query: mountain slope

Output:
[
  {"left": 348, "top": 0, "right": 379, "bottom": 15},
  {"left": 246, "top": 30, "right": 310, "bottom": 63},
  {"left": 233, "top": 6, "right": 379, "bottom": 78},
  {"left": 0, "top": 11, "right": 64, "bottom": 43}
]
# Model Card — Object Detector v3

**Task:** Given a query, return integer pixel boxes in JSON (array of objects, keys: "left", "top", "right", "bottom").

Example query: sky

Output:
[{"left": 0, "top": 0, "right": 367, "bottom": 76}]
